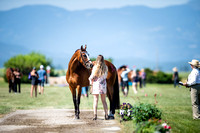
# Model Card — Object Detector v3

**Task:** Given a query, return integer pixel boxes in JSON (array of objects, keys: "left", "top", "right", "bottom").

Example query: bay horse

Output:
[
  {"left": 66, "top": 45, "right": 120, "bottom": 119},
  {"left": 6, "top": 68, "right": 15, "bottom": 93}
]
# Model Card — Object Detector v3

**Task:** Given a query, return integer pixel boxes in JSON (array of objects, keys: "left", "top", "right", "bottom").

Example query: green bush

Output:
[
  {"left": 118, "top": 102, "right": 162, "bottom": 124},
  {"left": 132, "top": 103, "right": 162, "bottom": 123},
  {"left": 3, "top": 52, "right": 55, "bottom": 83},
  {"left": 136, "top": 119, "right": 171, "bottom": 133},
  {"left": 145, "top": 68, "right": 173, "bottom": 84}
]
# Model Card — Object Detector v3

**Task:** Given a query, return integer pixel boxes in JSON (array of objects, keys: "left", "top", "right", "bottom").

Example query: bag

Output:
[{"left": 28, "top": 73, "right": 32, "bottom": 80}]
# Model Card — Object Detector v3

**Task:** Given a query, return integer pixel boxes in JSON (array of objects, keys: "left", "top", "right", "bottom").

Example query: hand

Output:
[
  {"left": 183, "top": 83, "right": 187, "bottom": 86},
  {"left": 183, "top": 83, "right": 189, "bottom": 88}
]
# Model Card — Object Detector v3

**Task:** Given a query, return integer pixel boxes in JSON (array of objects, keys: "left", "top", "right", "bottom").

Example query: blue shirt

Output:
[{"left": 37, "top": 69, "right": 46, "bottom": 81}]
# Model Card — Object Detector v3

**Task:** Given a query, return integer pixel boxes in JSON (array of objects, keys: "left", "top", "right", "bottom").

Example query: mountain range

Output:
[{"left": 0, "top": 0, "right": 199, "bottom": 71}]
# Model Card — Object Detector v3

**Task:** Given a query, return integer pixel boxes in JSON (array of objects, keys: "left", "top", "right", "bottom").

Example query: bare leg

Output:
[
  {"left": 30, "top": 85, "right": 34, "bottom": 97},
  {"left": 132, "top": 82, "right": 138, "bottom": 94},
  {"left": 38, "top": 85, "right": 41, "bottom": 94},
  {"left": 35, "top": 85, "right": 37, "bottom": 97},
  {"left": 93, "top": 94, "right": 99, "bottom": 119},
  {"left": 101, "top": 94, "right": 108, "bottom": 119},
  {"left": 41, "top": 86, "right": 44, "bottom": 94}
]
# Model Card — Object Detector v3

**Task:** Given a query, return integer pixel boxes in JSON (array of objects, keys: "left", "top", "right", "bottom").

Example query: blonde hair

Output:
[{"left": 92, "top": 55, "right": 108, "bottom": 77}]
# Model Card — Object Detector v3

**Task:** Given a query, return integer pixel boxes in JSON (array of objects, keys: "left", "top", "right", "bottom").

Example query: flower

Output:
[
  {"left": 118, "top": 103, "right": 134, "bottom": 121},
  {"left": 162, "top": 123, "right": 167, "bottom": 127},
  {"left": 120, "top": 109, "right": 125, "bottom": 115},
  {"left": 127, "top": 109, "right": 131, "bottom": 116}
]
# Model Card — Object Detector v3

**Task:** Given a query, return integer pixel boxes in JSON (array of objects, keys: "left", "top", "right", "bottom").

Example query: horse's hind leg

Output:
[{"left": 107, "top": 86, "right": 115, "bottom": 119}]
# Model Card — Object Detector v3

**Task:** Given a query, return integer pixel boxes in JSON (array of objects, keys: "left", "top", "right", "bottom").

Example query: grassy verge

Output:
[{"left": 0, "top": 78, "right": 199, "bottom": 132}]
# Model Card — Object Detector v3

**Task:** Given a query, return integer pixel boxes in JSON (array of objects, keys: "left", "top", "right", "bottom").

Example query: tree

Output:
[{"left": 4, "top": 52, "right": 54, "bottom": 83}]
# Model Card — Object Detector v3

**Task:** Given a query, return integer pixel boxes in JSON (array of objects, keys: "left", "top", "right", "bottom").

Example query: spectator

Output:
[
  {"left": 120, "top": 66, "right": 131, "bottom": 96},
  {"left": 81, "top": 86, "right": 89, "bottom": 98},
  {"left": 13, "top": 68, "right": 23, "bottom": 93},
  {"left": 183, "top": 59, "right": 200, "bottom": 120},
  {"left": 30, "top": 67, "right": 39, "bottom": 97},
  {"left": 172, "top": 67, "right": 179, "bottom": 88},
  {"left": 89, "top": 55, "right": 109, "bottom": 120},
  {"left": 141, "top": 68, "right": 146, "bottom": 88},
  {"left": 131, "top": 70, "right": 139, "bottom": 94},
  {"left": 37, "top": 65, "right": 46, "bottom": 94}
]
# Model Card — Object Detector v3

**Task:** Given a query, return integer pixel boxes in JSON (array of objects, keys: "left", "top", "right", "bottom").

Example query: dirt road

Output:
[{"left": 0, "top": 109, "right": 121, "bottom": 133}]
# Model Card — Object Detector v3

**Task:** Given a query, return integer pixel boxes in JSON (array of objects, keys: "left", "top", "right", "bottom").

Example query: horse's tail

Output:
[{"left": 113, "top": 71, "right": 120, "bottom": 109}]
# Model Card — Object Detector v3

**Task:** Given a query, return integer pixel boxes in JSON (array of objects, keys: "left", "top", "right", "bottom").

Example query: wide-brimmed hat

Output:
[{"left": 188, "top": 59, "right": 199, "bottom": 67}]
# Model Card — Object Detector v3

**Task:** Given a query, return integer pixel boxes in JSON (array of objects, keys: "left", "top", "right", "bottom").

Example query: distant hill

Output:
[{"left": 0, "top": 1, "right": 199, "bottom": 71}]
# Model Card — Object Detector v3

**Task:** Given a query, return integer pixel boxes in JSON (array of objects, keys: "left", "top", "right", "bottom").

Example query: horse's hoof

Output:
[{"left": 74, "top": 115, "right": 80, "bottom": 119}]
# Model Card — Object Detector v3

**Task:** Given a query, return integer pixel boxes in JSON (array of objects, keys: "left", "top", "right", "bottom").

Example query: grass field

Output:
[{"left": 0, "top": 77, "right": 199, "bottom": 133}]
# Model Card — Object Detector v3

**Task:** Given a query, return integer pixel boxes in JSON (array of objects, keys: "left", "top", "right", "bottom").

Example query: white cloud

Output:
[{"left": 0, "top": 0, "right": 190, "bottom": 11}]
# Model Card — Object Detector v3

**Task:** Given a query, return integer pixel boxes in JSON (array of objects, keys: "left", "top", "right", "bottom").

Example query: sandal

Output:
[
  {"left": 105, "top": 114, "right": 109, "bottom": 120},
  {"left": 93, "top": 114, "right": 97, "bottom": 120}
]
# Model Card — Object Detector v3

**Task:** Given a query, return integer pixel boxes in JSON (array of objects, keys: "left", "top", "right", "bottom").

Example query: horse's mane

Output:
[{"left": 75, "top": 49, "right": 79, "bottom": 53}]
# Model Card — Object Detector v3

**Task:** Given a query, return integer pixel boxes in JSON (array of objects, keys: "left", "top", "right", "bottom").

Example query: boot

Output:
[{"left": 93, "top": 114, "right": 97, "bottom": 120}]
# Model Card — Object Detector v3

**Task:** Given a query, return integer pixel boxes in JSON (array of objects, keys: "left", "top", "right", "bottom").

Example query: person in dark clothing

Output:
[
  {"left": 172, "top": 67, "right": 179, "bottom": 88},
  {"left": 30, "top": 67, "right": 39, "bottom": 97},
  {"left": 13, "top": 68, "right": 23, "bottom": 93}
]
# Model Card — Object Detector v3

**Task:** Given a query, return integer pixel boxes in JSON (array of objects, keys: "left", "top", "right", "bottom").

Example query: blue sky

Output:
[
  {"left": 0, "top": 0, "right": 199, "bottom": 71},
  {"left": 0, "top": 0, "right": 190, "bottom": 11}
]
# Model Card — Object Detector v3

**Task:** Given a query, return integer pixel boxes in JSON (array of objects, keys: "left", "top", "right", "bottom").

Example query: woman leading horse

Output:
[{"left": 66, "top": 45, "right": 120, "bottom": 119}]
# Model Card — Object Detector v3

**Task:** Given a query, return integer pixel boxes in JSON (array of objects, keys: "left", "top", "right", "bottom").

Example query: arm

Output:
[{"left": 89, "top": 70, "right": 95, "bottom": 85}]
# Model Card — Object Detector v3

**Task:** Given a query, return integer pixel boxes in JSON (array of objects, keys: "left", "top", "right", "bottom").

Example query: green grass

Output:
[
  {"left": 0, "top": 78, "right": 199, "bottom": 133},
  {"left": 0, "top": 68, "right": 5, "bottom": 77}
]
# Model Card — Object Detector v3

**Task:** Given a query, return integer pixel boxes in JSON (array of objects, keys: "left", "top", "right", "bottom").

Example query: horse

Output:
[
  {"left": 6, "top": 68, "right": 16, "bottom": 93},
  {"left": 66, "top": 45, "right": 120, "bottom": 119}
]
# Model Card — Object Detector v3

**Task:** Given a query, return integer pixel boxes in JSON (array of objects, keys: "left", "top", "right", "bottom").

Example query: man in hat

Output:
[
  {"left": 37, "top": 65, "right": 46, "bottom": 95},
  {"left": 183, "top": 59, "right": 200, "bottom": 120}
]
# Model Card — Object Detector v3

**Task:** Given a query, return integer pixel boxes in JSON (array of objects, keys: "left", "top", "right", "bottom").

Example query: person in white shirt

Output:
[
  {"left": 120, "top": 66, "right": 131, "bottom": 96},
  {"left": 183, "top": 59, "right": 200, "bottom": 120}
]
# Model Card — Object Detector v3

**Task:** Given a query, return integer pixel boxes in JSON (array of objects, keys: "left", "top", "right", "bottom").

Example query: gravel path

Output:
[{"left": 0, "top": 109, "right": 121, "bottom": 133}]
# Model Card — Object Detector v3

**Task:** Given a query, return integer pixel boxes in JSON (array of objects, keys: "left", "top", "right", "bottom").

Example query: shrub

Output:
[
  {"left": 136, "top": 119, "right": 171, "bottom": 133},
  {"left": 144, "top": 68, "right": 173, "bottom": 84},
  {"left": 132, "top": 103, "right": 162, "bottom": 123},
  {"left": 118, "top": 102, "right": 162, "bottom": 124}
]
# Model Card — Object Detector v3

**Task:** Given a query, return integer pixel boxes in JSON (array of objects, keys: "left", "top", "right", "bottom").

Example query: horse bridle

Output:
[{"left": 80, "top": 50, "right": 91, "bottom": 67}]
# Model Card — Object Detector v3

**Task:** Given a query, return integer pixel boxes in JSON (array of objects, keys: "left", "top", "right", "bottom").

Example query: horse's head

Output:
[{"left": 78, "top": 45, "right": 93, "bottom": 69}]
